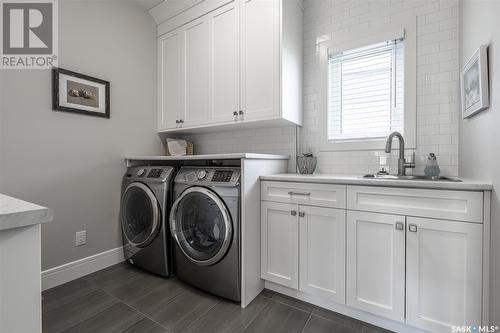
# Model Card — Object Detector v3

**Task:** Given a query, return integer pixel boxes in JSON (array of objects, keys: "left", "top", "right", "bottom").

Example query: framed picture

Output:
[
  {"left": 461, "top": 44, "right": 489, "bottom": 119},
  {"left": 52, "top": 68, "right": 110, "bottom": 118}
]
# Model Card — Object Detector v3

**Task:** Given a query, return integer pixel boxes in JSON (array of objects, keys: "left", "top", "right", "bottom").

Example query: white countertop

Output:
[
  {"left": 0, "top": 194, "right": 53, "bottom": 231},
  {"left": 125, "top": 153, "right": 290, "bottom": 161},
  {"left": 260, "top": 173, "right": 493, "bottom": 191}
]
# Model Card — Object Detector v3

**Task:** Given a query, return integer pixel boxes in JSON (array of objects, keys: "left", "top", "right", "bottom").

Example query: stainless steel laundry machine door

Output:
[
  {"left": 170, "top": 186, "right": 233, "bottom": 266},
  {"left": 120, "top": 182, "right": 161, "bottom": 248}
]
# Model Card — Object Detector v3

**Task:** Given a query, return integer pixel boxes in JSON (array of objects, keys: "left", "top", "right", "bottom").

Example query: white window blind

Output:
[{"left": 328, "top": 39, "right": 405, "bottom": 142}]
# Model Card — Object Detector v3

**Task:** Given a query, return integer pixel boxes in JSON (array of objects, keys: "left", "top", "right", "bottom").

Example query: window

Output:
[{"left": 328, "top": 39, "right": 405, "bottom": 143}]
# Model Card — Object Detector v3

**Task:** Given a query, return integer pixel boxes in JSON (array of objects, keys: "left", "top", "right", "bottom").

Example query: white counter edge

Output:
[
  {"left": 125, "top": 153, "right": 290, "bottom": 161},
  {"left": 260, "top": 174, "right": 493, "bottom": 191},
  {"left": 0, "top": 194, "right": 53, "bottom": 231}
]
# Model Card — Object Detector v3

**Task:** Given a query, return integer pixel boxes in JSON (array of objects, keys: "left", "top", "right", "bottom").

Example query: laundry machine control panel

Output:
[
  {"left": 124, "top": 166, "right": 175, "bottom": 183},
  {"left": 175, "top": 167, "right": 240, "bottom": 186},
  {"left": 211, "top": 170, "right": 233, "bottom": 182}
]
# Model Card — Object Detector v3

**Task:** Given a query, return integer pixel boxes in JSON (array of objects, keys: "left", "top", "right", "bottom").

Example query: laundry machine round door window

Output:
[
  {"left": 170, "top": 187, "right": 233, "bottom": 266},
  {"left": 121, "top": 182, "right": 161, "bottom": 247}
]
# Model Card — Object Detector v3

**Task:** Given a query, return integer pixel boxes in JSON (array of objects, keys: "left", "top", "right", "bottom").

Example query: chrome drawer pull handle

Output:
[
  {"left": 291, "top": 210, "right": 297, "bottom": 216},
  {"left": 395, "top": 222, "right": 404, "bottom": 231},
  {"left": 288, "top": 191, "right": 311, "bottom": 196},
  {"left": 299, "top": 212, "right": 305, "bottom": 218},
  {"left": 409, "top": 224, "right": 418, "bottom": 232}
]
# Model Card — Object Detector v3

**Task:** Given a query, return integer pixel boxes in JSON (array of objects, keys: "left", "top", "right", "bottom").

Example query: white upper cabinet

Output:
[
  {"left": 154, "top": 0, "right": 303, "bottom": 133},
  {"left": 158, "top": 30, "right": 183, "bottom": 130},
  {"left": 406, "top": 217, "right": 482, "bottom": 332},
  {"left": 209, "top": 2, "right": 240, "bottom": 123},
  {"left": 183, "top": 17, "right": 210, "bottom": 127},
  {"left": 347, "top": 210, "right": 406, "bottom": 322},
  {"left": 240, "top": 0, "right": 280, "bottom": 121}
]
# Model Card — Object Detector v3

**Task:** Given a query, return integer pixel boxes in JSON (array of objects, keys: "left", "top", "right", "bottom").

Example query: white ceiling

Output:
[{"left": 134, "top": 0, "right": 164, "bottom": 10}]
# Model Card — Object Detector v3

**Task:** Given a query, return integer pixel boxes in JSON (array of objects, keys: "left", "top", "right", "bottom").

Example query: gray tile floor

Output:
[{"left": 42, "top": 263, "right": 393, "bottom": 333}]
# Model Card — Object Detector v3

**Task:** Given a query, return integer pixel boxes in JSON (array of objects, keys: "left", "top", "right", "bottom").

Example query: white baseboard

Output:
[{"left": 42, "top": 247, "right": 125, "bottom": 291}]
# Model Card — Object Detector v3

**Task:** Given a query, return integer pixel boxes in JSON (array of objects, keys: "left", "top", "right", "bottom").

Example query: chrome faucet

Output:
[{"left": 385, "top": 132, "right": 415, "bottom": 176}]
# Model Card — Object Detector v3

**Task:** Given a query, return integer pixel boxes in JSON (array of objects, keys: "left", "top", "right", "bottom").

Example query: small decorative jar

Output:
[
  {"left": 424, "top": 153, "right": 441, "bottom": 178},
  {"left": 297, "top": 153, "right": 317, "bottom": 174}
]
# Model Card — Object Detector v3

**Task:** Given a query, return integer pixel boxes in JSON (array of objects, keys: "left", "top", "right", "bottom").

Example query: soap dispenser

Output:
[{"left": 424, "top": 153, "right": 440, "bottom": 178}]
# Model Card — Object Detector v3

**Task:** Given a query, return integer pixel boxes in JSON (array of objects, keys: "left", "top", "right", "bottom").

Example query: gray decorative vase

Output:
[{"left": 297, "top": 154, "right": 317, "bottom": 174}]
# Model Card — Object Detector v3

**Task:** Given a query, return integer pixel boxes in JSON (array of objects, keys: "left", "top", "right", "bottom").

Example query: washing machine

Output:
[
  {"left": 120, "top": 166, "right": 175, "bottom": 277},
  {"left": 170, "top": 167, "right": 241, "bottom": 302}
]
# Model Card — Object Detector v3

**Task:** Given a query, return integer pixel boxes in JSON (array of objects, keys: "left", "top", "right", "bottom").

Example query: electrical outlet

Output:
[{"left": 75, "top": 230, "right": 87, "bottom": 246}]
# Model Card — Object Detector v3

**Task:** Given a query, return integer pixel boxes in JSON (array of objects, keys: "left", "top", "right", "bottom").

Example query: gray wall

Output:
[
  {"left": 0, "top": 0, "right": 162, "bottom": 270},
  {"left": 459, "top": 0, "right": 500, "bottom": 323},
  {"left": 0, "top": 70, "right": 3, "bottom": 178}
]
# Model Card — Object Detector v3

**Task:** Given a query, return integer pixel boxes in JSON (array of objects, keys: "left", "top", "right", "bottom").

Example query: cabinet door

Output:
[
  {"left": 406, "top": 217, "right": 482, "bottom": 332},
  {"left": 158, "top": 30, "right": 183, "bottom": 130},
  {"left": 299, "top": 206, "right": 346, "bottom": 303},
  {"left": 261, "top": 201, "right": 298, "bottom": 289},
  {"left": 208, "top": 1, "right": 240, "bottom": 123},
  {"left": 240, "top": 0, "right": 280, "bottom": 121},
  {"left": 181, "top": 17, "right": 210, "bottom": 127},
  {"left": 347, "top": 211, "right": 405, "bottom": 322}
]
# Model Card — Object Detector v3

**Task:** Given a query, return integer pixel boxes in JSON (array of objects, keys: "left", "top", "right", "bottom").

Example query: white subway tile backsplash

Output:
[{"left": 186, "top": 0, "right": 459, "bottom": 176}]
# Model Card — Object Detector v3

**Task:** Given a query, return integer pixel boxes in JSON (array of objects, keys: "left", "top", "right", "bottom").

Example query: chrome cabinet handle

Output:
[
  {"left": 175, "top": 120, "right": 179, "bottom": 124},
  {"left": 233, "top": 111, "right": 238, "bottom": 121},
  {"left": 409, "top": 224, "right": 418, "bottom": 232},
  {"left": 291, "top": 210, "right": 297, "bottom": 216},
  {"left": 299, "top": 212, "right": 305, "bottom": 218},
  {"left": 238, "top": 110, "right": 244, "bottom": 121},
  {"left": 395, "top": 222, "right": 404, "bottom": 231},
  {"left": 288, "top": 191, "right": 311, "bottom": 196}
]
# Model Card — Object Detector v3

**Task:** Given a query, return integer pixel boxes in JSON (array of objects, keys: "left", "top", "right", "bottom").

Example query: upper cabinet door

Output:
[
  {"left": 240, "top": 0, "right": 280, "bottom": 121},
  {"left": 261, "top": 201, "right": 299, "bottom": 289},
  {"left": 208, "top": 2, "right": 240, "bottom": 123},
  {"left": 406, "top": 217, "right": 482, "bottom": 332},
  {"left": 182, "top": 17, "right": 210, "bottom": 127},
  {"left": 347, "top": 211, "right": 406, "bottom": 322},
  {"left": 158, "top": 30, "right": 183, "bottom": 130},
  {"left": 299, "top": 206, "right": 346, "bottom": 304}
]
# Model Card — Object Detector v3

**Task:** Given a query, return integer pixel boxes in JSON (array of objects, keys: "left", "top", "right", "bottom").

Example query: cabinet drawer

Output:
[
  {"left": 261, "top": 181, "right": 346, "bottom": 209},
  {"left": 347, "top": 186, "right": 483, "bottom": 223}
]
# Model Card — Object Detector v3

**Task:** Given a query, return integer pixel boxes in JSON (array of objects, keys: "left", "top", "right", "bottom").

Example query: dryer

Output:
[
  {"left": 120, "top": 166, "right": 175, "bottom": 277},
  {"left": 170, "top": 167, "right": 241, "bottom": 302}
]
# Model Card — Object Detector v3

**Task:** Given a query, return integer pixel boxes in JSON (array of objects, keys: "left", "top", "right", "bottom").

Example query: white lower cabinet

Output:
[
  {"left": 299, "top": 206, "right": 346, "bottom": 303},
  {"left": 260, "top": 182, "right": 488, "bottom": 333},
  {"left": 406, "top": 217, "right": 483, "bottom": 332},
  {"left": 261, "top": 201, "right": 346, "bottom": 300},
  {"left": 261, "top": 201, "right": 299, "bottom": 289},
  {"left": 346, "top": 211, "right": 406, "bottom": 322}
]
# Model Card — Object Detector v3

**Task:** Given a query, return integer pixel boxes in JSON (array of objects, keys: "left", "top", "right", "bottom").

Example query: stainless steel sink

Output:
[{"left": 361, "top": 174, "right": 462, "bottom": 182}]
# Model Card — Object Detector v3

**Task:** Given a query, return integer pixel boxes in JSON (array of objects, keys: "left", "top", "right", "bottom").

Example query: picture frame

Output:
[
  {"left": 461, "top": 44, "right": 489, "bottom": 119},
  {"left": 52, "top": 68, "right": 110, "bottom": 118}
]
